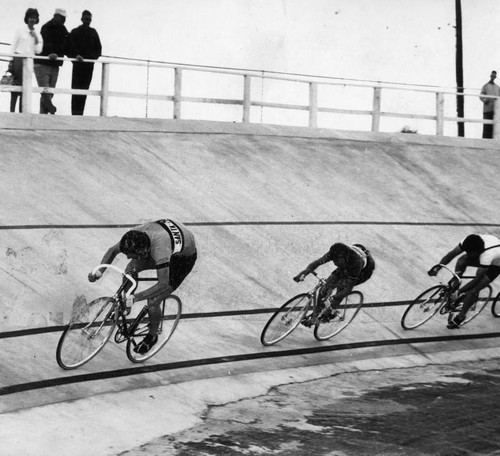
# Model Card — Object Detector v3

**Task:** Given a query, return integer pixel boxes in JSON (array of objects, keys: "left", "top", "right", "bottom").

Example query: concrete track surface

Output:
[{"left": 0, "top": 114, "right": 500, "bottom": 455}]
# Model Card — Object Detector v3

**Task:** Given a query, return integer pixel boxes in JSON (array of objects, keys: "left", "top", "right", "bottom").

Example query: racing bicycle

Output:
[
  {"left": 401, "top": 264, "right": 492, "bottom": 330},
  {"left": 56, "top": 264, "right": 182, "bottom": 369},
  {"left": 260, "top": 271, "right": 364, "bottom": 345}
]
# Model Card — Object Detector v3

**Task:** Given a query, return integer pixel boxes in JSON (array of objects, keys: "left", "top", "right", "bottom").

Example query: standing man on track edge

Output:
[{"left": 88, "top": 219, "right": 197, "bottom": 354}]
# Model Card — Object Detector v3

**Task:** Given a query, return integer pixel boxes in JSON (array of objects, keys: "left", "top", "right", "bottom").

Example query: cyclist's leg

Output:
[
  {"left": 124, "top": 258, "right": 156, "bottom": 294},
  {"left": 145, "top": 251, "right": 197, "bottom": 336},
  {"left": 453, "top": 270, "right": 494, "bottom": 323},
  {"left": 318, "top": 270, "right": 340, "bottom": 305}
]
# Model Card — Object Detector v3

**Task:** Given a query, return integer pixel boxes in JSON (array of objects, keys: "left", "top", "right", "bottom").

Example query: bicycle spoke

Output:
[
  {"left": 56, "top": 297, "right": 116, "bottom": 369},
  {"left": 260, "top": 294, "right": 310, "bottom": 346},
  {"left": 314, "top": 291, "right": 363, "bottom": 341},
  {"left": 401, "top": 286, "right": 444, "bottom": 330},
  {"left": 463, "top": 286, "right": 491, "bottom": 324},
  {"left": 126, "top": 295, "right": 182, "bottom": 363}
]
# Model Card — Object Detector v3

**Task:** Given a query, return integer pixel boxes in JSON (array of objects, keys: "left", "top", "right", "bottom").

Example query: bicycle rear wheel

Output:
[
  {"left": 461, "top": 285, "right": 492, "bottom": 325},
  {"left": 491, "top": 291, "right": 500, "bottom": 318},
  {"left": 126, "top": 295, "right": 182, "bottom": 363},
  {"left": 401, "top": 285, "right": 445, "bottom": 330},
  {"left": 313, "top": 291, "right": 363, "bottom": 341},
  {"left": 56, "top": 297, "right": 116, "bottom": 370},
  {"left": 260, "top": 293, "right": 311, "bottom": 346}
]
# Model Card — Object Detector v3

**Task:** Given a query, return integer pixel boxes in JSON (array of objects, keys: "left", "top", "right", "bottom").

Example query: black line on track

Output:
[
  {"left": 0, "top": 300, "right": 410, "bottom": 339},
  {"left": 1, "top": 221, "right": 500, "bottom": 230},
  {"left": 2, "top": 332, "right": 500, "bottom": 397}
]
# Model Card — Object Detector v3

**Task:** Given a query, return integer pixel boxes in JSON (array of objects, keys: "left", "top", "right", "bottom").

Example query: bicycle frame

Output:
[{"left": 306, "top": 271, "right": 327, "bottom": 317}]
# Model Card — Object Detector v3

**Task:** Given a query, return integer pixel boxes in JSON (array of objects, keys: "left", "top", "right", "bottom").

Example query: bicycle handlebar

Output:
[
  {"left": 92, "top": 264, "right": 137, "bottom": 298},
  {"left": 437, "top": 264, "right": 462, "bottom": 283},
  {"left": 310, "top": 270, "right": 327, "bottom": 285}
]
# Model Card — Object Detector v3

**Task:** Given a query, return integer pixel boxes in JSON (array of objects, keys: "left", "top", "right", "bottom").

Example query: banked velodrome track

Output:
[{"left": 0, "top": 113, "right": 500, "bottom": 455}]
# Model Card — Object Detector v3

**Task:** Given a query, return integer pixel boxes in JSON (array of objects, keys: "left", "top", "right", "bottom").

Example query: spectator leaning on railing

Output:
[
  {"left": 10, "top": 8, "right": 43, "bottom": 113},
  {"left": 479, "top": 70, "right": 500, "bottom": 139},
  {"left": 33, "top": 8, "right": 74, "bottom": 115}
]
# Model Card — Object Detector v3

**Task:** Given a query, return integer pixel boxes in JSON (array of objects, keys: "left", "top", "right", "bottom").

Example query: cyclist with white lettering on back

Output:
[{"left": 88, "top": 219, "right": 197, "bottom": 354}]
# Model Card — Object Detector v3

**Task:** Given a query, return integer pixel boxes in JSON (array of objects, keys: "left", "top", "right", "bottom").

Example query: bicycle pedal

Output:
[{"left": 301, "top": 317, "right": 313, "bottom": 328}]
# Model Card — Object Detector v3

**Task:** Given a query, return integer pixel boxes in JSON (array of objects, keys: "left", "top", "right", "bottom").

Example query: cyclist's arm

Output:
[
  {"left": 133, "top": 264, "right": 172, "bottom": 302},
  {"left": 305, "top": 254, "right": 330, "bottom": 273},
  {"left": 438, "top": 245, "right": 463, "bottom": 267},
  {"left": 459, "top": 267, "right": 490, "bottom": 293},
  {"left": 330, "top": 277, "right": 356, "bottom": 301},
  {"left": 95, "top": 242, "right": 121, "bottom": 272}
]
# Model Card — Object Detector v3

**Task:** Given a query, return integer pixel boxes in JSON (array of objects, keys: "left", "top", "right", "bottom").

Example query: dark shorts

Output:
[
  {"left": 486, "top": 266, "right": 500, "bottom": 281},
  {"left": 320, "top": 254, "right": 375, "bottom": 301},
  {"left": 168, "top": 251, "right": 197, "bottom": 291},
  {"left": 125, "top": 251, "right": 197, "bottom": 292},
  {"left": 358, "top": 254, "right": 375, "bottom": 284},
  {"left": 460, "top": 253, "right": 500, "bottom": 282}
]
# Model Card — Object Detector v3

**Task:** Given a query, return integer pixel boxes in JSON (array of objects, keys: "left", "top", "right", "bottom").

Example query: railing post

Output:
[
  {"left": 242, "top": 74, "right": 251, "bottom": 123},
  {"left": 21, "top": 56, "right": 33, "bottom": 114},
  {"left": 372, "top": 86, "right": 381, "bottom": 132},
  {"left": 309, "top": 82, "right": 318, "bottom": 128},
  {"left": 173, "top": 68, "right": 182, "bottom": 120},
  {"left": 493, "top": 97, "right": 500, "bottom": 140},
  {"left": 100, "top": 62, "right": 110, "bottom": 117},
  {"left": 436, "top": 92, "right": 444, "bottom": 136}
]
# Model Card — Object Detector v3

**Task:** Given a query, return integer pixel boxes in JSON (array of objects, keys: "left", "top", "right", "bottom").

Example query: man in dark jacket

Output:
[
  {"left": 34, "top": 8, "right": 71, "bottom": 114},
  {"left": 68, "top": 10, "right": 102, "bottom": 115}
]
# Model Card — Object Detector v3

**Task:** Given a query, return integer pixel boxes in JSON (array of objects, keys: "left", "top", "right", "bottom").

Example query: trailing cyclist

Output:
[
  {"left": 88, "top": 219, "right": 197, "bottom": 354},
  {"left": 428, "top": 233, "right": 500, "bottom": 329},
  {"left": 293, "top": 242, "right": 375, "bottom": 324}
]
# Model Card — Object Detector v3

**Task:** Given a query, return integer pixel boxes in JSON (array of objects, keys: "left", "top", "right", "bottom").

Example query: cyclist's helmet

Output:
[
  {"left": 461, "top": 234, "right": 484, "bottom": 254},
  {"left": 119, "top": 230, "right": 151, "bottom": 255},
  {"left": 329, "top": 242, "right": 350, "bottom": 259}
]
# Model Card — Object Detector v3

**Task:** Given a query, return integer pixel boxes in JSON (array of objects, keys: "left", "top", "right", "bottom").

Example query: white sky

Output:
[{"left": 1, "top": 0, "right": 499, "bottom": 136}]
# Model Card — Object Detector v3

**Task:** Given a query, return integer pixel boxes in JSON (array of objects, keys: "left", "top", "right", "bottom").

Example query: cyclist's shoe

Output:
[
  {"left": 134, "top": 333, "right": 158, "bottom": 354},
  {"left": 301, "top": 314, "right": 315, "bottom": 327},
  {"left": 319, "top": 307, "right": 340, "bottom": 323},
  {"left": 447, "top": 314, "right": 465, "bottom": 329}
]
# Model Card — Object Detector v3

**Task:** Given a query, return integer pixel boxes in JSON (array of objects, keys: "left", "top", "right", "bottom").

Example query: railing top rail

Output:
[{"left": 0, "top": 50, "right": 491, "bottom": 99}]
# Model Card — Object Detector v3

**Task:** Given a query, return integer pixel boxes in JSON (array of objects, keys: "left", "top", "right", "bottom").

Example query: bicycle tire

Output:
[
  {"left": 401, "top": 285, "right": 445, "bottom": 330},
  {"left": 56, "top": 297, "right": 117, "bottom": 370},
  {"left": 491, "top": 291, "right": 500, "bottom": 318},
  {"left": 461, "top": 285, "right": 492, "bottom": 325},
  {"left": 313, "top": 291, "right": 364, "bottom": 341},
  {"left": 260, "top": 293, "right": 311, "bottom": 346},
  {"left": 126, "top": 295, "right": 182, "bottom": 363}
]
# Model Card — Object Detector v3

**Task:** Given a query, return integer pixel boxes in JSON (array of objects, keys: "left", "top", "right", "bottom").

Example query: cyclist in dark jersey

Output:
[
  {"left": 88, "top": 219, "right": 197, "bottom": 353},
  {"left": 428, "top": 233, "right": 500, "bottom": 329},
  {"left": 294, "top": 242, "right": 375, "bottom": 321}
]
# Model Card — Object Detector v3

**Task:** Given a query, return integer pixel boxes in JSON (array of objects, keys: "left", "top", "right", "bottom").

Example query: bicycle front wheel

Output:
[
  {"left": 56, "top": 297, "right": 117, "bottom": 370},
  {"left": 126, "top": 295, "right": 182, "bottom": 363},
  {"left": 314, "top": 291, "right": 364, "bottom": 341},
  {"left": 401, "top": 285, "right": 445, "bottom": 330},
  {"left": 491, "top": 291, "right": 500, "bottom": 318},
  {"left": 260, "top": 293, "right": 311, "bottom": 346},
  {"left": 462, "top": 285, "right": 492, "bottom": 325}
]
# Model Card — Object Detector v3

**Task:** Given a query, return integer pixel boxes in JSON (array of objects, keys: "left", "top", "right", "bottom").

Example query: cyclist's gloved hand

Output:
[
  {"left": 293, "top": 271, "right": 308, "bottom": 282},
  {"left": 448, "top": 276, "right": 460, "bottom": 291},
  {"left": 88, "top": 270, "right": 103, "bottom": 282},
  {"left": 125, "top": 294, "right": 135, "bottom": 313},
  {"left": 427, "top": 264, "right": 442, "bottom": 276}
]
